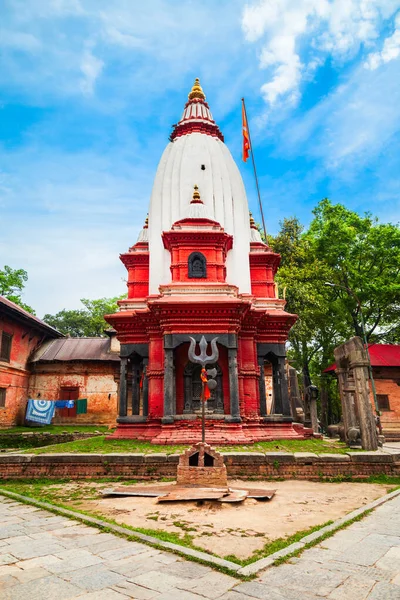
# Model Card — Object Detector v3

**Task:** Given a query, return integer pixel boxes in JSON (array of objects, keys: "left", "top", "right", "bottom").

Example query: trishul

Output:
[{"left": 188, "top": 336, "right": 219, "bottom": 368}]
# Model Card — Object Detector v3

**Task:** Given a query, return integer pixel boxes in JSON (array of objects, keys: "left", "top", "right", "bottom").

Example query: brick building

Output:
[
  {"left": 29, "top": 335, "right": 120, "bottom": 425},
  {"left": 0, "top": 296, "right": 121, "bottom": 428},
  {"left": 0, "top": 296, "right": 62, "bottom": 427}
]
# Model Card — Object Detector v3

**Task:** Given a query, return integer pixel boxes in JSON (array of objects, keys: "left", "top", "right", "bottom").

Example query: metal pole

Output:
[
  {"left": 201, "top": 382, "right": 205, "bottom": 443},
  {"left": 242, "top": 98, "right": 267, "bottom": 241}
]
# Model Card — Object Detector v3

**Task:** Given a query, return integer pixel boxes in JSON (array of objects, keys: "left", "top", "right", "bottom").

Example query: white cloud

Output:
[
  {"left": 80, "top": 47, "right": 104, "bottom": 95},
  {"left": 277, "top": 57, "right": 400, "bottom": 170},
  {"left": 0, "top": 30, "right": 41, "bottom": 51},
  {"left": 365, "top": 12, "right": 400, "bottom": 69},
  {"left": 242, "top": 0, "right": 400, "bottom": 107}
]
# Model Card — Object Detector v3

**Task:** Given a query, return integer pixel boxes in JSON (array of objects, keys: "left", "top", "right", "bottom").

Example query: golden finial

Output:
[
  {"left": 249, "top": 212, "right": 257, "bottom": 229},
  {"left": 143, "top": 214, "right": 149, "bottom": 228},
  {"left": 188, "top": 78, "right": 206, "bottom": 100},
  {"left": 191, "top": 184, "right": 202, "bottom": 203}
]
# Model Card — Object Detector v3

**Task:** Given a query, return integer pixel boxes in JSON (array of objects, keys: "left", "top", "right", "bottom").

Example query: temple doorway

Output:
[{"left": 183, "top": 362, "right": 224, "bottom": 414}]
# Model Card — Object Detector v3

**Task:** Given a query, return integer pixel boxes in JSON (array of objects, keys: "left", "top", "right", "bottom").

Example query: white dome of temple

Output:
[{"left": 148, "top": 79, "right": 252, "bottom": 294}]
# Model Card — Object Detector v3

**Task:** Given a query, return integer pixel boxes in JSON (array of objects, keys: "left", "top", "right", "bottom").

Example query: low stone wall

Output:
[
  {"left": 0, "top": 432, "right": 103, "bottom": 449},
  {"left": 0, "top": 451, "right": 399, "bottom": 480}
]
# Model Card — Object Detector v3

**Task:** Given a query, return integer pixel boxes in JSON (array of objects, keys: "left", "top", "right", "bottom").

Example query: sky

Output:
[{"left": 1, "top": 0, "right": 400, "bottom": 317}]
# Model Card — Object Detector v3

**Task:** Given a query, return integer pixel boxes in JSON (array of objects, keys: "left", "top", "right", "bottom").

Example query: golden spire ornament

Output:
[
  {"left": 191, "top": 184, "right": 202, "bottom": 203},
  {"left": 188, "top": 78, "right": 206, "bottom": 100}
]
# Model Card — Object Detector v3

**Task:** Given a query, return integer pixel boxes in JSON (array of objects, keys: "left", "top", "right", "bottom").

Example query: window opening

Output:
[
  {"left": 189, "top": 452, "right": 200, "bottom": 466},
  {"left": 377, "top": 394, "right": 390, "bottom": 411},
  {"left": 0, "top": 332, "right": 12, "bottom": 362},
  {"left": 0, "top": 388, "right": 6, "bottom": 408}
]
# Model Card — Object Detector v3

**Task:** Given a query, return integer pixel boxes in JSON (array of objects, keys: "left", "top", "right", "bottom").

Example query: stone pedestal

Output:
[{"left": 177, "top": 442, "right": 228, "bottom": 487}]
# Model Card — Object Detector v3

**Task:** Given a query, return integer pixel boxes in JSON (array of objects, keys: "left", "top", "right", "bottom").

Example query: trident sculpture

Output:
[{"left": 188, "top": 336, "right": 219, "bottom": 442}]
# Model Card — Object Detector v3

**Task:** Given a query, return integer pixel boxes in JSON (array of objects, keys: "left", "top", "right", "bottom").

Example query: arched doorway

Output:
[{"left": 183, "top": 362, "right": 224, "bottom": 414}]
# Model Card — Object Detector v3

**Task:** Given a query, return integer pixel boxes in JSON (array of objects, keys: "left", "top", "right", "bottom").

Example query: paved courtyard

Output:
[{"left": 0, "top": 492, "right": 399, "bottom": 599}]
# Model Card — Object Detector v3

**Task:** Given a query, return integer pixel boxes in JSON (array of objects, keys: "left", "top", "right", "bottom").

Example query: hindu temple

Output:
[{"left": 105, "top": 78, "right": 308, "bottom": 444}]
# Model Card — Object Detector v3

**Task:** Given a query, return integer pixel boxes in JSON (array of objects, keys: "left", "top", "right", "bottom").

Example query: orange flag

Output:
[{"left": 242, "top": 101, "right": 250, "bottom": 162}]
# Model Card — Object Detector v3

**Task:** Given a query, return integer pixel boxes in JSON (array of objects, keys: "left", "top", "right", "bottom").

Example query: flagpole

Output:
[{"left": 242, "top": 97, "right": 267, "bottom": 241}]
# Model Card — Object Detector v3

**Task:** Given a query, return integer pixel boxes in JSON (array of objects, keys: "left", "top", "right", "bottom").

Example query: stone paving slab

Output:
[{"left": 0, "top": 492, "right": 399, "bottom": 599}]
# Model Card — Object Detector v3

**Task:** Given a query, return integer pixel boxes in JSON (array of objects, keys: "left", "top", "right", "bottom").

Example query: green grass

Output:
[
  {"left": 1, "top": 425, "right": 111, "bottom": 434},
  {"left": 22, "top": 436, "right": 349, "bottom": 455}
]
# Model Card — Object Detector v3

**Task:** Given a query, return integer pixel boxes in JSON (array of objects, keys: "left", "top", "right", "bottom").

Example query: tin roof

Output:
[
  {"left": 324, "top": 344, "right": 400, "bottom": 372},
  {"left": 0, "top": 296, "right": 63, "bottom": 338},
  {"left": 31, "top": 337, "right": 120, "bottom": 363}
]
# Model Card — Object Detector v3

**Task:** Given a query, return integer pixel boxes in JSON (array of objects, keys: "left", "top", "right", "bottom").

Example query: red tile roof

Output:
[{"left": 324, "top": 344, "right": 400, "bottom": 372}]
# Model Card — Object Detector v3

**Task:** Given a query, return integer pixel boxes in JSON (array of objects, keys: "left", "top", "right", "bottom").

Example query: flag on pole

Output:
[{"left": 242, "top": 100, "right": 250, "bottom": 162}]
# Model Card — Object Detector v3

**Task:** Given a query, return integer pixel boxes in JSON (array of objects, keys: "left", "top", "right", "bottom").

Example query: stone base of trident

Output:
[{"left": 175, "top": 336, "right": 228, "bottom": 486}]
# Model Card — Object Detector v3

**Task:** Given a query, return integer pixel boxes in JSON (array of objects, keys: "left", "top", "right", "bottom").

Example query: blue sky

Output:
[{"left": 1, "top": 0, "right": 400, "bottom": 317}]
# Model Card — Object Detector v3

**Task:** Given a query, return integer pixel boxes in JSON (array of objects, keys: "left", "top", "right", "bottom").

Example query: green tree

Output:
[
  {"left": 309, "top": 199, "right": 400, "bottom": 343},
  {"left": 0, "top": 265, "right": 35, "bottom": 314},
  {"left": 269, "top": 202, "right": 400, "bottom": 428},
  {"left": 43, "top": 295, "right": 124, "bottom": 337}
]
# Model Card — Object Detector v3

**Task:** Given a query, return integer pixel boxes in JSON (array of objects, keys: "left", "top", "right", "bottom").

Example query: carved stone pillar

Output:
[
  {"left": 227, "top": 347, "right": 241, "bottom": 422},
  {"left": 142, "top": 358, "right": 149, "bottom": 417},
  {"left": 118, "top": 357, "right": 128, "bottom": 418},
  {"left": 162, "top": 347, "right": 174, "bottom": 424},
  {"left": 258, "top": 356, "right": 267, "bottom": 417}
]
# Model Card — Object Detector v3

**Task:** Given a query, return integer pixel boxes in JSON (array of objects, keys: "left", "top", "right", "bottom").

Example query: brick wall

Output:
[
  {"left": 28, "top": 362, "right": 118, "bottom": 425},
  {"left": 371, "top": 371, "right": 400, "bottom": 430},
  {"left": 0, "top": 451, "right": 398, "bottom": 480}
]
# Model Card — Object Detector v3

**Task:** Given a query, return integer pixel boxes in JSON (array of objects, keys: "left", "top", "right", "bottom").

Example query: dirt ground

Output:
[{"left": 76, "top": 480, "right": 389, "bottom": 559}]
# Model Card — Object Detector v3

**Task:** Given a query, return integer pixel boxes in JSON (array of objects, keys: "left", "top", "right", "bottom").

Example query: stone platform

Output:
[{"left": 107, "top": 419, "right": 312, "bottom": 444}]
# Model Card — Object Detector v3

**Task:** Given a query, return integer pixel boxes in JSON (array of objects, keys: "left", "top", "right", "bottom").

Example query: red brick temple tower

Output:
[{"left": 106, "top": 79, "right": 307, "bottom": 444}]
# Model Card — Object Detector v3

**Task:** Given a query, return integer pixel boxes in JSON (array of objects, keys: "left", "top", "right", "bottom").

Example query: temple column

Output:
[
  {"left": 118, "top": 357, "right": 128, "bottom": 418},
  {"left": 258, "top": 356, "right": 267, "bottom": 417},
  {"left": 162, "top": 347, "right": 174, "bottom": 424},
  {"left": 131, "top": 361, "right": 140, "bottom": 416},
  {"left": 142, "top": 358, "right": 149, "bottom": 417},
  {"left": 272, "top": 357, "right": 292, "bottom": 417},
  {"left": 227, "top": 347, "right": 241, "bottom": 422}
]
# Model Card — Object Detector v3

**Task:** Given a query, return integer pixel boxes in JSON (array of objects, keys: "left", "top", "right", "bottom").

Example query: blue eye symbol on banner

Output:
[{"left": 26, "top": 399, "right": 55, "bottom": 425}]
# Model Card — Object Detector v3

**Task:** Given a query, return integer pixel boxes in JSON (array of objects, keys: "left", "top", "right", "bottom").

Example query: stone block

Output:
[
  {"left": 222, "top": 452, "right": 265, "bottom": 464},
  {"left": 317, "top": 453, "right": 351, "bottom": 462},
  {"left": 0, "top": 454, "right": 32, "bottom": 464},
  {"left": 294, "top": 452, "right": 320, "bottom": 463},
  {"left": 264, "top": 452, "right": 296, "bottom": 464},
  {"left": 31, "top": 454, "right": 103, "bottom": 464},
  {"left": 144, "top": 454, "right": 168, "bottom": 463},
  {"left": 166, "top": 454, "right": 181, "bottom": 464},
  {"left": 347, "top": 452, "right": 393, "bottom": 463},
  {"left": 103, "top": 454, "right": 144, "bottom": 464}
]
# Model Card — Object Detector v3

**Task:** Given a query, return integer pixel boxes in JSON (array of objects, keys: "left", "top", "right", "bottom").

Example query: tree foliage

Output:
[
  {"left": 0, "top": 265, "right": 35, "bottom": 314},
  {"left": 43, "top": 296, "right": 125, "bottom": 337},
  {"left": 270, "top": 200, "right": 400, "bottom": 427}
]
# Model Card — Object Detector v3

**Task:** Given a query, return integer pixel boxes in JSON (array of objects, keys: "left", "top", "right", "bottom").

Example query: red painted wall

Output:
[{"left": 0, "top": 316, "right": 45, "bottom": 427}]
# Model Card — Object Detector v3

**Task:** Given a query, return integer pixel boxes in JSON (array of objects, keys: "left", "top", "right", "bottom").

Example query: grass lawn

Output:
[
  {"left": 1, "top": 425, "right": 111, "bottom": 434},
  {"left": 23, "top": 436, "right": 349, "bottom": 454}
]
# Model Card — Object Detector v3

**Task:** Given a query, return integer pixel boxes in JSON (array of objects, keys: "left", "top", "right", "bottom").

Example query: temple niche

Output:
[{"left": 105, "top": 79, "right": 312, "bottom": 444}]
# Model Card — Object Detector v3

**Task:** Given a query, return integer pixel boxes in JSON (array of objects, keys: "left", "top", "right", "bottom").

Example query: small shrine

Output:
[{"left": 105, "top": 78, "right": 310, "bottom": 444}]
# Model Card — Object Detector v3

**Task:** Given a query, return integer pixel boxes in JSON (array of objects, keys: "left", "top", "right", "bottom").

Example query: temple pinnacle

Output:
[
  {"left": 191, "top": 184, "right": 202, "bottom": 204},
  {"left": 188, "top": 78, "right": 206, "bottom": 100}
]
